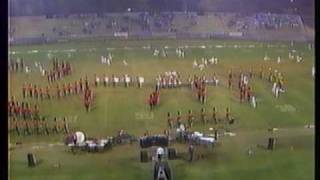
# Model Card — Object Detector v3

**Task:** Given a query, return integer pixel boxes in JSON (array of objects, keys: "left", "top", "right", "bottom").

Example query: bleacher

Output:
[{"left": 9, "top": 12, "right": 309, "bottom": 44}]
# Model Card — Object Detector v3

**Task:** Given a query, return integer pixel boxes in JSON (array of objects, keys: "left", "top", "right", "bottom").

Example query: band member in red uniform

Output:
[
  {"left": 34, "top": 85, "right": 38, "bottom": 99},
  {"left": 8, "top": 101, "right": 13, "bottom": 117},
  {"left": 201, "top": 108, "right": 206, "bottom": 124},
  {"left": 226, "top": 107, "right": 230, "bottom": 121},
  {"left": 62, "top": 83, "right": 67, "bottom": 96},
  {"left": 84, "top": 98, "right": 90, "bottom": 112},
  {"left": 197, "top": 86, "right": 201, "bottom": 101},
  {"left": 57, "top": 69, "right": 61, "bottom": 80},
  {"left": 187, "top": 109, "right": 194, "bottom": 128},
  {"left": 22, "top": 103, "right": 27, "bottom": 120},
  {"left": 66, "top": 62, "right": 72, "bottom": 75},
  {"left": 94, "top": 74, "right": 98, "bottom": 87},
  {"left": 228, "top": 70, "right": 233, "bottom": 88},
  {"left": 201, "top": 86, "right": 206, "bottom": 104},
  {"left": 85, "top": 76, "right": 89, "bottom": 89},
  {"left": 240, "top": 86, "right": 243, "bottom": 103},
  {"left": 56, "top": 85, "right": 61, "bottom": 99},
  {"left": 45, "top": 86, "right": 50, "bottom": 99},
  {"left": 39, "top": 87, "right": 44, "bottom": 100},
  {"left": 14, "top": 102, "right": 20, "bottom": 117},
  {"left": 28, "top": 83, "right": 33, "bottom": 98},
  {"left": 61, "top": 61, "right": 66, "bottom": 75},
  {"left": 79, "top": 78, "right": 83, "bottom": 92},
  {"left": 177, "top": 111, "right": 182, "bottom": 127},
  {"left": 67, "top": 82, "right": 72, "bottom": 95},
  {"left": 22, "top": 83, "right": 27, "bottom": 98},
  {"left": 47, "top": 71, "right": 51, "bottom": 83},
  {"left": 89, "top": 89, "right": 94, "bottom": 102},
  {"left": 74, "top": 81, "right": 78, "bottom": 94},
  {"left": 155, "top": 90, "right": 160, "bottom": 105},
  {"left": 167, "top": 112, "right": 173, "bottom": 129},
  {"left": 149, "top": 94, "right": 154, "bottom": 110},
  {"left": 33, "top": 104, "right": 40, "bottom": 120},
  {"left": 247, "top": 86, "right": 251, "bottom": 102},
  {"left": 212, "top": 107, "right": 217, "bottom": 124}
]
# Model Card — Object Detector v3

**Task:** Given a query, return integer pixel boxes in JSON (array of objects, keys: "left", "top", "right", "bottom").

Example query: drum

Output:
[
  {"left": 75, "top": 131, "right": 85, "bottom": 144},
  {"left": 87, "top": 141, "right": 97, "bottom": 152}
]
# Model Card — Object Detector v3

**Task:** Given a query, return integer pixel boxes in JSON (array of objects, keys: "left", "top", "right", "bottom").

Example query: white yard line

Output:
[{"left": 9, "top": 43, "right": 290, "bottom": 55}]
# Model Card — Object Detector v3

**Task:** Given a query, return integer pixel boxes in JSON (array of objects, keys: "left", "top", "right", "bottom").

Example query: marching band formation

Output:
[{"left": 9, "top": 46, "right": 307, "bottom": 138}]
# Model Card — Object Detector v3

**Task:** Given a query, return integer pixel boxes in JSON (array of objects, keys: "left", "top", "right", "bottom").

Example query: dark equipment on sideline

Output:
[
  {"left": 268, "top": 137, "right": 276, "bottom": 150},
  {"left": 27, "top": 153, "right": 37, "bottom": 167},
  {"left": 138, "top": 134, "right": 174, "bottom": 179},
  {"left": 153, "top": 161, "right": 172, "bottom": 180},
  {"left": 140, "top": 135, "right": 169, "bottom": 148},
  {"left": 140, "top": 150, "right": 149, "bottom": 162},
  {"left": 167, "top": 148, "right": 176, "bottom": 160}
]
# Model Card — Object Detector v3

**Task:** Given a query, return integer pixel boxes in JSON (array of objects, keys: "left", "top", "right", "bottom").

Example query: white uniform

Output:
[
  {"left": 198, "top": 64, "right": 205, "bottom": 71},
  {"left": 41, "top": 69, "right": 46, "bottom": 76},
  {"left": 153, "top": 49, "right": 159, "bottom": 56},
  {"left": 208, "top": 57, "right": 214, "bottom": 64},
  {"left": 296, "top": 56, "right": 302, "bottom": 63},
  {"left": 275, "top": 86, "right": 279, "bottom": 98},
  {"left": 243, "top": 76, "right": 249, "bottom": 85},
  {"left": 25, "top": 66, "right": 31, "bottom": 73},
  {"left": 272, "top": 82, "right": 277, "bottom": 95},
  {"left": 104, "top": 76, "right": 109, "bottom": 85},
  {"left": 288, "top": 52, "right": 294, "bottom": 60},
  {"left": 251, "top": 96, "right": 256, "bottom": 108},
  {"left": 114, "top": 77, "right": 119, "bottom": 84},
  {"left": 312, "top": 66, "right": 315, "bottom": 77},
  {"left": 107, "top": 58, "right": 111, "bottom": 66},
  {"left": 96, "top": 77, "right": 100, "bottom": 85},
  {"left": 124, "top": 75, "right": 130, "bottom": 86},
  {"left": 101, "top": 56, "right": 107, "bottom": 64},
  {"left": 138, "top": 77, "right": 144, "bottom": 88},
  {"left": 277, "top": 56, "right": 281, "bottom": 64},
  {"left": 193, "top": 60, "right": 198, "bottom": 68}
]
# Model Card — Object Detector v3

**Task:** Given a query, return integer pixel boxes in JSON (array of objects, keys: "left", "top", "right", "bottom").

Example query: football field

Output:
[{"left": 8, "top": 39, "right": 314, "bottom": 180}]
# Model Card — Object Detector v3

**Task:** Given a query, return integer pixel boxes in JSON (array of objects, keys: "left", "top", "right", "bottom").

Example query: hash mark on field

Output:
[{"left": 275, "top": 104, "right": 296, "bottom": 112}]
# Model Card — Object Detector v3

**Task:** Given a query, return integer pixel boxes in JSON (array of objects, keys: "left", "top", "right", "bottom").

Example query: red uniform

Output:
[
  {"left": 62, "top": 84, "right": 67, "bottom": 96},
  {"left": 79, "top": 79, "right": 83, "bottom": 92},
  {"left": 240, "top": 86, "right": 244, "bottom": 102},
  {"left": 28, "top": 84, "right": 33, "bottom": 97},
  {"left": 46, "top": 86, "right": 50, "bottom": 99},
  {"left": 14, "top": 104, "right": 20, "bottom": 116},
  {"left": 149, "top": 94, "right": 154, "bottom": 109},
  {"left": 247, "top": 87, "right": 251, "bottom": 102},
  {"left": 228, "top": 72, "right": 232, "bottom": 79},
  {"left": 34, "top": 86, "right": 38, "bottom": 98},
  {"left": 8, "top": 102, "right": 12, "bottom": 116},
  {"left": 22, "top": 85, "right": 26, "bottom": 98},
  {"left": 68, "top": 83, "right": 72, "bottom": 94},
  {"left": 57, "top": 86, "right": 61, "bottom": 98},
  {"left": 39, "top": 88, "right": 43, "bottom": 99},
  {"left": 84, "top": 99, "right": 90, "bottom": 112},
  {"left": 74, "top": 81, "right": 78, "bottom": 94},
  {"left": 66, "top": 62, "right": 71, "bottom": 75},
  {"left": 57, "top": 70, "right": 62, "bottom": 79},
  {"left": 47, "top": 72, "right": 51, "bottom": 83},
  {"left": 33, "top": 105, "right": 39, "bottom": 117}
]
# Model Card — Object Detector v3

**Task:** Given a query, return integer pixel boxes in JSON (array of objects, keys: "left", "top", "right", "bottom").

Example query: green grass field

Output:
[{"left": 8, "top": 39, "right": 314, "bottom": 180}]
